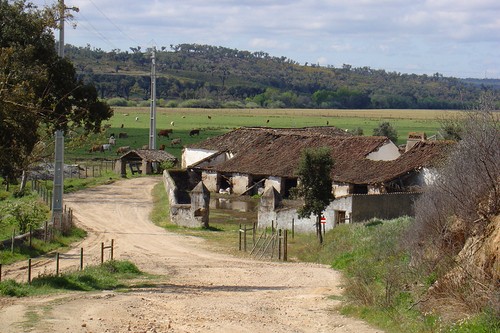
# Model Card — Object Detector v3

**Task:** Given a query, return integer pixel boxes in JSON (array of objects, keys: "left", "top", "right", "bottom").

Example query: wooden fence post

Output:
[
  {"left": 80, "top": 247, "right": 84, "bottom": 270},
  {"left": 11, "top": 229, "right": 15, "bottom": 253},
  {"left": 101, "top": 242, "right": 104, "bottom": 264},
  {"left": 55, "top": 252, "right": 60, "bottom": 276},
  {"left": 110, "top": 239, "right": 114, "bottom": 260},
  {"left": 0, "top": 264, "right": 2, "bottom": 282},
  {"left": 28, "top": 259, "right": 32, "bottom": 284},
  {"left": 238, "top": 224, "right": 242, "bottom": 251},
  {"left": 284, "top": 230, "right": 288, "bottom": 262},
  {"left": 292, "top": 218, "right": 295, "bottom": 239},
  {"left": 278, "top": 229, "right": 282, "bottom": 260}
]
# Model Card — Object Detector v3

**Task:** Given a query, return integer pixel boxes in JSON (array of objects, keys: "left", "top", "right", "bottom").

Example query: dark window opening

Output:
[{"left": 352, "top": 184, "right": 368, "bottom": 194}]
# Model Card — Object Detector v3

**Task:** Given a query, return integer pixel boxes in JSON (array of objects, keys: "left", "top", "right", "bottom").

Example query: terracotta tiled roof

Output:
[{"left": 189, "top": 127, "right": 453, "bottom": 184}]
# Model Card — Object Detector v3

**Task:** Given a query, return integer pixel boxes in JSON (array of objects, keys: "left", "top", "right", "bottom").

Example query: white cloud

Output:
[{"left": 27, "top": 0, "right": 500, "bottom": 78}]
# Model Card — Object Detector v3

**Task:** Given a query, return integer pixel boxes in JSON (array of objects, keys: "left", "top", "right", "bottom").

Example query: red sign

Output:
[{"left": 321, "top": 215, "right": 326, "bottom": 224}]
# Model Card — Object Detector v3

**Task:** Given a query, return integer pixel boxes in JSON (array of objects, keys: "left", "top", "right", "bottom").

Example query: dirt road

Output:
[{"left": 0, "top": 177, "right": 380, "bottom": 333}]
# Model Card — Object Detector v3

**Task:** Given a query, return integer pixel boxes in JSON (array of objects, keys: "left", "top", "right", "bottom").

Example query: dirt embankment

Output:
[{"left": 0, "top": 177, "right": 381, "bottom": 333}]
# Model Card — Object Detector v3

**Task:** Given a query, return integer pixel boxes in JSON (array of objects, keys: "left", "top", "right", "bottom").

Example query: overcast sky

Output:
[{"left": 32, "top": 0, "right": 500, "bottom": 78}]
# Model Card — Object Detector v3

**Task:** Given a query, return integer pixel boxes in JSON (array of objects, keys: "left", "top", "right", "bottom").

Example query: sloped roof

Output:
[
  {"left": 120, "top": 149, "right": 177, "bottom": 162},
  {"left": 349, "top": 140, "right": 454, "bottom": 184},
  {"left": 187, "top": 126, "right": 352, "bottom": 154},
  {"left": 189, "top": 127, "right": 454, "bottom": 185},
  {"left": 189, "top": 127, "right": 391, "bottom": 179}
]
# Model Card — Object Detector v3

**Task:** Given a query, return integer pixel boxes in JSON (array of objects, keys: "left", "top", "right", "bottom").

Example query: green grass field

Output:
[{"left": 73, "top": 107, "right": 457, "bottom": 161}]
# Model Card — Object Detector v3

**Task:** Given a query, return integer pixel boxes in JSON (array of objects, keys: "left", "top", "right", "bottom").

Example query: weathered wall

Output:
[
  {"left": 163, "top": 170, "right": 210, "bottom": 228},
  {"left": 264, "top": 176, "right": 282, "bottom": 194},
  {"left": 333, "top": 183, "right": 350, "bottom": 197},
  {"left": 350, "top": 192, "right": 421, "bottom": 222},
  {"left": 202, "top": 170, "right": 219, "bottom": 192},
  {"left": 366, "top": 141, "right": 400, "bottom": 161},
  {"left": 182, "top": 148, "right": 218, "bottom": 168},
  {"left": 258, "top": 192, "right": 421, "bottom": 233},
  {"left": 231, "top": 173, "right": 251, "bottom": 194}
]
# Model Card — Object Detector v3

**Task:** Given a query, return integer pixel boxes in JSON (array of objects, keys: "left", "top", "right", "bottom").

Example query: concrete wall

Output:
[
  {"left": 366, "top": 141, "right": 400, "bottom": 161},
  {"left": 182, "top": 148, "right": 218, "bottom": 168},
  {"left": 350, "top": 192, "right": 421, "bottom": 222},
  {"left": 258, "top": 192, "right": 421, "bottom": 233},
  {"left": 231, "top": 173, "right": 251, "bottom": 194},
  {"left": 333, "top": 183, "right": 350, "bottom": 197},
  {"left": 202, "top": 170, "right": 219, "bottom": 192},
  {"left": 163, "top": 170, "right": 210, "bottom": 228},
  {"left": 264, "top": 176, "right": 282, "bottom": 194}
]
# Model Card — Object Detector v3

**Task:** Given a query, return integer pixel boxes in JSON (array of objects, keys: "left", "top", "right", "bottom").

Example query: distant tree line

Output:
[{"left": 67, "top": 43, "right": 499, "bottom": 110}]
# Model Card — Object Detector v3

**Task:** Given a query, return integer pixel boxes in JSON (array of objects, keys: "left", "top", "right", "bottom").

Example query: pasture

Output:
[{"left": 68, "top": 107, "right": 457, "bottom": 161}]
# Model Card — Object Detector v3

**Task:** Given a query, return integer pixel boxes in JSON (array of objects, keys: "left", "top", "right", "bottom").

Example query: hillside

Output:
[{"left": 67, "top": 43, "right": 500, "bottom": 110}]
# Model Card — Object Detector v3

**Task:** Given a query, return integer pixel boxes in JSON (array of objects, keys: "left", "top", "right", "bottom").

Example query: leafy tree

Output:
[
  {"left": 295, "top": 147, "right": 334, "bottom": 244},
  {"left": 2, "top": 199, "right": 49, "bottom": 233},
  {"left": 372, "top": 121, "right": 398, "bottom": 143},
  {"left": 0, "top": 1, "right": 112, "bottom": 186}
]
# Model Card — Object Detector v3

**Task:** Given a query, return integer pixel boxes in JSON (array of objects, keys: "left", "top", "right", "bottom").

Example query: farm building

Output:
[
  {"left": 183, "top": 127, "right": 401, "bottom": 197},
  {"left": 178, "top": 127, "right": 452, "bottom": 232},
  {"left": 115, "top": 149, "right": 178, "bottom": 177}
]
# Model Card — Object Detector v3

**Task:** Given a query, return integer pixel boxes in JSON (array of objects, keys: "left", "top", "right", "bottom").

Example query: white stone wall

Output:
[
  {"left": 231, "top": 173, "right": 251, "bottom": 194},
  {"left": 264, "top": 176, "right": 282, "bottom": 194},
  {"left": 202, "top": 171, "right": 219, "bottom": 192},
  {"left": 366, "top": 141, "right": 400, "bottom": 161},
  {"left": 182, "top": 148, "right": 218, "bottom": 168},
  {"left": 333, "top": 183, "right": 350, "bottom": 197}
]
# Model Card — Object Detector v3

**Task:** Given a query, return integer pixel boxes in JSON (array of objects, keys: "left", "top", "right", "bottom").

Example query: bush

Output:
[
  {"left": 106, "top": 97, "right": 129, "bottom": 106},
  {"left": 373, "top": 121, "right": 398, "bottom": 143}
]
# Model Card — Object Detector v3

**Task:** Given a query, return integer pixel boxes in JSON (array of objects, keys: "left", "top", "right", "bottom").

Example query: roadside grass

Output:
[
  {"left": 0, "top": 260, "right": 143, "bottom": 297},
  {"left": 0, "top": 227, "right": 87, "bottom": 265}
]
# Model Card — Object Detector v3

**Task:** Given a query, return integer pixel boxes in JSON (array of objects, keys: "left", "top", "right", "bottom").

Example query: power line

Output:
[
  {"left": 75, "top": 11, "right": 119, "bottom": 50},
  {"left": 87, "top": 0, "right": 142, "bottom": 47}
]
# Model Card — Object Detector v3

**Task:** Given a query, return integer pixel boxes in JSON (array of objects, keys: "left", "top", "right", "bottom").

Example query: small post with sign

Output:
[{"left": 321, "top": 215, "right": 327, "bottom": 238}]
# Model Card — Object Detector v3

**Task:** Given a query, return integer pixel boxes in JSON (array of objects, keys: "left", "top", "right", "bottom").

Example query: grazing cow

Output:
[
  {"left": 118, "top": 132, "right": 128, "bottom": 138},
  {"left": 109, "top": 136, "right": 116, "bottom": 145},
  {"left": 266, "top": 119, "right": 270, "bottom": 124},
  {"left": 135, "top": 117, "right": 139, "bottom": 121},
  {"left": 159, "top": 144, "right": 166, "bottom": 150},
  {"left": 116, "top": 146, "right": 131, "bottom": 155},
  {"left": 102, "top": 144, "right": 111, "bottom": 151},
  {"left": 208, "top": 115, "right": 212, "bottom": 120},
  {"left": 170, "top": 138, "right": 182, "bottom": 147},
  {"left": 170, "top": 121, "right": 175, "bottom": 126},
  {"left": 157, "top": 129, "right": 172, "bottom": 138},
  {"left": 89, "top": 144, "right": 104, "bottom": 153},
  {"left": 189, "top": 129, "right": 200, "bottom": 137}
]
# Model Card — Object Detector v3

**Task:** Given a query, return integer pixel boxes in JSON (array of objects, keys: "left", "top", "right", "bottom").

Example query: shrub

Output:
[{"left": 106, "top": 97, "right": 128, "bottom": 106}]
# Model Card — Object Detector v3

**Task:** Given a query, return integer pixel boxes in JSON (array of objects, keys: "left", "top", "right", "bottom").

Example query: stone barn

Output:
[{"left": 115, "top": 149, "right": 178, "bottom": 177}]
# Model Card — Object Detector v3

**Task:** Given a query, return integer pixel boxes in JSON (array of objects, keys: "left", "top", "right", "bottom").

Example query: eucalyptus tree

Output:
[{"left": 0, "top": 0, "right": 112, "bottom": 187}]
